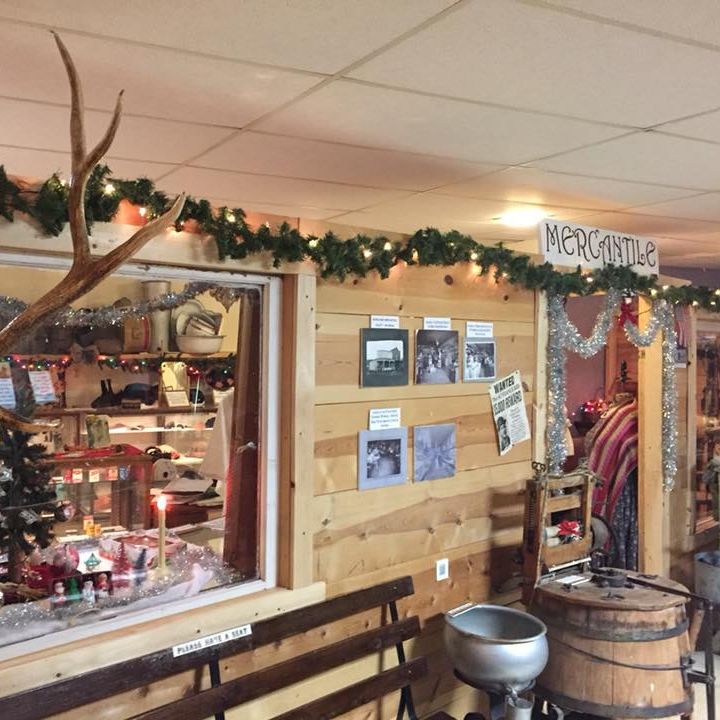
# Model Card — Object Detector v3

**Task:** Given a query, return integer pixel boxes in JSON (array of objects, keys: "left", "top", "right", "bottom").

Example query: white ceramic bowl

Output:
[{"left": 176, "top": 334, "right": 224, "bottom": 354}]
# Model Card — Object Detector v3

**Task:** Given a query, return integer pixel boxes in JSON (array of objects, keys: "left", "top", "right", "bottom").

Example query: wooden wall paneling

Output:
[
  {"left": 279, "top": 274, "right": 317, "bottom": 589},
  {"left": 315, "top": 394, "right": 534, "bottom": 495},
  {"left": 316, "top": 267, "right": 535, "bottom": 323},
  {"left": 637, "top": 295, "right": 666, "bottom": 575},
  {"left": 315, "top": 313, "right": 535, "bottom": 405}
]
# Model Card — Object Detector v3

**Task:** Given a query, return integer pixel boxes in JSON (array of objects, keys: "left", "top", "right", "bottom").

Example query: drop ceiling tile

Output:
[
  {"left": 542, "top": 1, "right": 720, "bottom": 47},
  {"left": 348, "top": 0, "right": 720, "bottom": 127},
  {"left": 205, "top": 198, "right": 340, "bottom": 221},
  {"left": 0, "top": 143, "right": 182, "bottom": 185},
  {"left": 193, "top": 131, "right": 500, "bottom": 191},
  {"left": 657, "top": 112, "right": 720, "bottom": 144},
  {"left": 0, "top": 97, "right": 234, "bottom": 164},
  {"left": 329, "top": 193, "right": 588, "bottom": 238},
  {"left": 533, "top": 132, "right": 720, "bottom": 191},
  {"left": 621, "top": 192, "right": 720, "bottom": 222},
  {"left": 0, "top": 24, "right": 318, "bottom": 127},
  {"left": 0, "top": 0, "right": 455, "bottom": 74},
  {"left": 434, "top": 167, "right": 697, "bottom": 210},
  {"left": 569, "top": 211, "right": 720, "bottom": 242},
  {"left": 159, "top": 167, "right": 411, "bottom": 211},
  {"left": 258, "top": 81, "right": 626, "bottom": 165}
]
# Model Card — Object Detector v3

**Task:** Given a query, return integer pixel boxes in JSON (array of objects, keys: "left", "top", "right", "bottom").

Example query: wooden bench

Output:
[{"left": 0, "top": 576, "right": 454, "bottom": 720}]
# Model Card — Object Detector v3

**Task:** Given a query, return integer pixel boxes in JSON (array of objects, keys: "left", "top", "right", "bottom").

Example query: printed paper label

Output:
[
  {"left": 0, "top": 362, "right": 16, "bottom": 409},
  {"left": 371, "top": 315, "right": 400, "bottom": 329},
  {"left": 423, "top": 317, "right": 451, "bottom": 331},
  {"left": 28, "top": 370, "right": 57, "bottom": 404},
  {"left": 172, "top": 624, "right": 252, "bottom": 658},
  {"left": 369, "top": 407, "right": 401, "bottom": 431},
  {"left": 488, "top": 371, "right": 531, "bottom": 456},
  {"left": 466, "top": 321, "right": 494, "bottom": 339}
]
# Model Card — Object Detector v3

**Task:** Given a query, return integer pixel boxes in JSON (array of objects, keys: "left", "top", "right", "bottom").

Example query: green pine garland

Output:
[{"left": 0, "top": 164, "right": 717, "bottom": 309}]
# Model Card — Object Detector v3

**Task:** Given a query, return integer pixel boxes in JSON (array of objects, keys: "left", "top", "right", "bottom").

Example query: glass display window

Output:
[{"left": 0, "top": 260, "right": 280, "bottom": 648}]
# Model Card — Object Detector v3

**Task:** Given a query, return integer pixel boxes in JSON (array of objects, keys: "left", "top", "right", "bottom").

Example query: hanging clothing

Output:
[
  {"left": 199, "top": 389, "right": 235, "bottom": 484},
  {"left": 611, "top": 469, "right": 639, "bottom": 570},
  {"left": 587, "top": 399, "right": 638, "bottom": 521}
]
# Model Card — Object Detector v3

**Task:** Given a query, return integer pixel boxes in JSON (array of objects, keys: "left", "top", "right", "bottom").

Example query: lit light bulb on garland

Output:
[
  {"left": 383, "top": 241, "right": 392, "bottom": 252},
  {"left": 363, "top": 249, "right": 372, "bottom": 259},
  {"left": 138, "top": 207, "right": 147, "bottom": 218},
  {"left": 103, "top": 182, "right": 115, "bottom": 195}
]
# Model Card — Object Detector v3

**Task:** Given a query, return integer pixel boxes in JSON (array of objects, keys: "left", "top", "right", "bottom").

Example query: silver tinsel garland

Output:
[
  {"left": 0, "top": 282, "right": 215, "bottom": 331},
  {"left": 547, "top": 292, "right": 678, "bottom": 491}
]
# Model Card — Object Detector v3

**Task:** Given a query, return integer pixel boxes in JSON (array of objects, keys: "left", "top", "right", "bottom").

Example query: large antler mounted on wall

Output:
[{"left": 0, "top": 33, "right": 185, "bottom": 432}]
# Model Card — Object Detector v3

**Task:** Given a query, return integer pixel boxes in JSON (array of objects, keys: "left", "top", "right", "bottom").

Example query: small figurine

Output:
[
  {"left": 51, "top": 581, "right": 66, "bottom": 608},
  {"left": 133, "top": 548, "right": 148, "bottom": 587},
  {"left": 82, "top": 580, "right": 95, "bottom": 607},
  {"left": 66, "top": 577, "right": 81, "bottom": 602},
  {"left": 95, "top": 573, "right": 110, "bottom": 599}
]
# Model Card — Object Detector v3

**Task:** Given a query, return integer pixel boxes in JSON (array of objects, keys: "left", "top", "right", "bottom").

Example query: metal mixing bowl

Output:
[{"left": 444, "top": 604, "right": 549, "bottom": 694}]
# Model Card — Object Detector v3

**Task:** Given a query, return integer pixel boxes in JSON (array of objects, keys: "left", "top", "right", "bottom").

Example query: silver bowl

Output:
[{"left": 444, "top": 603, "right": 548, "bottom": 694}]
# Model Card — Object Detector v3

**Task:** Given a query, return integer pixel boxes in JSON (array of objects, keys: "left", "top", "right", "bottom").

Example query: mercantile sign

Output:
[{"left": 538, "top": 220, "right": 659, "bottom": 276}]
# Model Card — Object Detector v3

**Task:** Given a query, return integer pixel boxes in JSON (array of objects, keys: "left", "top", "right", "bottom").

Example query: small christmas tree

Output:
[
  {"left": 112, "top": 541, "right": 132, "bottom": 591},
  {"left": 0, "top": 427, "right": 63, "bottom": 584}
]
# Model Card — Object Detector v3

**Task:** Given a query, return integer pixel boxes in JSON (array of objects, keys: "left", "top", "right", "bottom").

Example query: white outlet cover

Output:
[{"left": 436, "top": 558, "right": 449, "bottom": 581}]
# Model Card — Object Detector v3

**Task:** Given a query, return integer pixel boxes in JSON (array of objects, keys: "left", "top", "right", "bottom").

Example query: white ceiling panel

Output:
[
  {"left": 0, "top": 24, "right": 319, "bottom": 128},
  {"left": 533, "top": 132, "right": 720, "bottom": 191},
  {"left": 0, "top": 0, "right": 455, "bottom": 74},
  {"left": 329, "top": 193, "right": 589, "bottom": 238},
  {"left": 0, "top": 146, "right": 175, "bottom": 182},
  {"left": 621, "top": 193, "right": 720, "bottom": 222},
  {"left": 434, "top": 166, "right": 698, "bottom": 210},
  {"left": 348, "top": 0, "right": 720, "bottom": 127},
  {"left": 258, "top": 81, "right": 626, "bottom": 165},
  {"left": 569, "top": 211, "right": 720, "bottom": 242},
  {"left": 193, "top": 131, "right": 499, "bottom": 191},
  {"left": 0, "top": 97, "right": 234, "bottom": 164},
  {"left": 159, "top": 167, "right": 411, "bottom": 212},
  {"left": 205, "top": 199, "right": 341, "bottom": 221},
  {"left": 542, "top": 1, "right": 720, "bottom": 47},
  {"left": 657, "top": 111, "right": 720, "bottom": 145}
]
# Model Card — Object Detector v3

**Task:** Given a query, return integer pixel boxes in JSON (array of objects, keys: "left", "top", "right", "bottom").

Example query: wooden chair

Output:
[{"left": 0, "top": 576, "right": 453, "bottom": 720}]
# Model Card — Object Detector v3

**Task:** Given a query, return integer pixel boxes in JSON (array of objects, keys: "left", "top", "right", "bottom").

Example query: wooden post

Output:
[
  {"left": 637, "top": 295, "right": 666, "bottom": 574},
  {"left": 278, "top": 274, "right": 316, "bottom": 589}
]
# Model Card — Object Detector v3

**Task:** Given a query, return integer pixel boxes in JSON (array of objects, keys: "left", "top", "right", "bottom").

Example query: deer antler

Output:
[{"left": 0, "top": 34, "right": 186, "bottom": 432}]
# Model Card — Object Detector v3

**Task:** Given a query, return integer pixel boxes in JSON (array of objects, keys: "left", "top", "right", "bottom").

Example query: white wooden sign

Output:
[
  {"left": 423, "top": 317, "right": 452, "bottom": 330},
  {"left": 371, "top": 315, "right": 400, "bottom": 329},
  {"left": 369, "top": 407, "right": 401, "bottom": 431},
  {"left": 172, "top": 624, "right": 252, "bottom": 658},
  {"left": 539, "top": 220, "right": 659, "bottom": 276}
]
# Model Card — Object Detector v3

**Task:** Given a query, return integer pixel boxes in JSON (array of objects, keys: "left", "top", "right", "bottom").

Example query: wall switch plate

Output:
[{"left": 436, "top": 558, "right": 449, "bottom": 581}]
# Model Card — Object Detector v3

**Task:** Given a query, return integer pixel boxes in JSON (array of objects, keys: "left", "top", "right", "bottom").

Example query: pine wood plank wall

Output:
[{"left": 311, "top": 265, "right": 537, "bottom": 718}]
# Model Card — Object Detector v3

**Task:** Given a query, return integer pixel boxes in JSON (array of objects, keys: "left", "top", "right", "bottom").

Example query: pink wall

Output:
[{"left": 566, "top": 295, "right": 606, "bottom": 421}]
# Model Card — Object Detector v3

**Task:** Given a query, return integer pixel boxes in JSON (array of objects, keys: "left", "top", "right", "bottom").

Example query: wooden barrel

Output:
[{"left": 530, "top": 571, "right": 693, "bottom": 718}]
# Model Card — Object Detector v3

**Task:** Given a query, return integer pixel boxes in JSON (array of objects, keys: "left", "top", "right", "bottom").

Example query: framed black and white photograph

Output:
[
  {"left": 414, "top": 423, "right": 456, "bottom": 482},
  {"left": 361, "top": 328, "right": 409, "bottom": 387},
  {"left": 358, "top": 428, "right": 408, "bottom": 490},
  {"left": 464, "top": 339, "right": 496, "bottom": 382},
  {"left": 415, "top": 329, "right": 459, "bottom": 384}
]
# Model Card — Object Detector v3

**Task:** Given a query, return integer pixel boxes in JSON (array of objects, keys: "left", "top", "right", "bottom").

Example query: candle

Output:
[{"left": 157, "top": 494, "right": 167, "bottom": 572}]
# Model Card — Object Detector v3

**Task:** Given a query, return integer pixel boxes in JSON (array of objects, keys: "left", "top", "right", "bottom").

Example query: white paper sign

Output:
[
  {"left": 371, "top": 315, "right": 400, "bottom": 329},
  {"left": 488, "top": 371, "right": 531, "bottom": 456},
  {"left": 172, "top": 624, "right": 252, "bottom": 658},
  {"left": 466, "top": 321, "right": 494, "bottom": 339},
  {"left": 424, "top": 317, "right": 451, "bottom": 331},
  {"left": 369, "top": 407, "right": 401, "bottom": 431},
  {"left": 28, "top": 370, "right": 57, "bottom": 405},
  {"left": 0, "top": 362, "right": 16, "bottom": 409},
  {"left": 539, "top": 220, "right": 659, "bottom": 276}
]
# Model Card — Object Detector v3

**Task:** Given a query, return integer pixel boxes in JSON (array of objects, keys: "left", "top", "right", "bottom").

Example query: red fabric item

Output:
[{"left": 588, "top": 400, "right": 638, "bottom": 519}]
